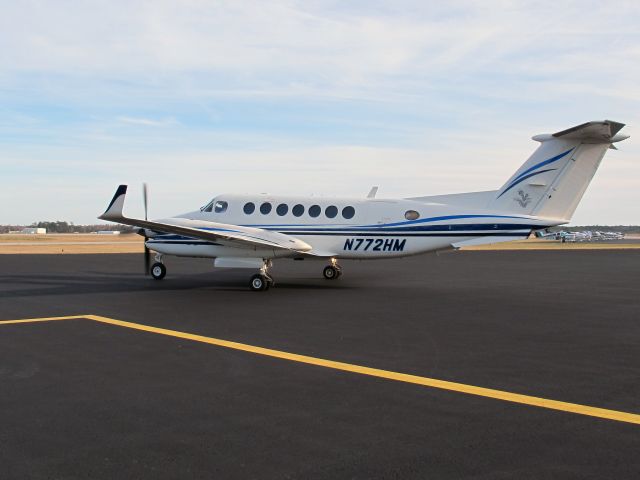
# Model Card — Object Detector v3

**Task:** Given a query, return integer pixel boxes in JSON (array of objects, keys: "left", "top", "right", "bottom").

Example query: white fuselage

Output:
[{"left": 145, "top": 193, "right": 553, "bottom": 260}]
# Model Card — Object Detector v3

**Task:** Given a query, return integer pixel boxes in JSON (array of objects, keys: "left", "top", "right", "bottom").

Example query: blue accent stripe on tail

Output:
[
  {"left": 511, "top": 147, "right": 574, "bottom": 184},
  {"left": 497, "top": 147, "right": 575, "bottom": 199},
  {"left": 497, "top": 169, "right": 557, "bottom": 198}
]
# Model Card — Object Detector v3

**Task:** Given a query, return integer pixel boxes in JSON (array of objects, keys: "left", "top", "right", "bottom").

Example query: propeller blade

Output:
[
  {"left": 144, "top": 244, "right": 150, "bottom": 275},
  {"left": 142, "top": 183, "right": 150, "bottom": 274},
  {"left": 142, "top": 182, "right": 148, "bottom": 221}
]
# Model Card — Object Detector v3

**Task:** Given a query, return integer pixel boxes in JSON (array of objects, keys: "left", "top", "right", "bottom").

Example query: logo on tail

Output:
[{"left": 514, "top": 190, "right": 531, "bottom": 208}]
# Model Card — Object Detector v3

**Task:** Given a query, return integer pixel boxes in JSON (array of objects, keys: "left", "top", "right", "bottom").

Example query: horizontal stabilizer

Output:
[
  {"left": 552, "top": 120, "right": 628, "bottom": 144},
  {"left": 452, "top": 236, "right": 528, "bottom": 249}
]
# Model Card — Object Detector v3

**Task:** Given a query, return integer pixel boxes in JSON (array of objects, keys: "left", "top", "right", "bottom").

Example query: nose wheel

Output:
[{"left": 323, "top": 260, "right": 342, "bottom": 280}]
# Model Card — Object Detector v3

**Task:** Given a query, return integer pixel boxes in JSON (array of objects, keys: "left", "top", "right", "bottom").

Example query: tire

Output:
[
  {"left": 323, "top": 265, "right": 339, "bottom": 280},
  {"left": 249, "top": 274, "right": 269, "bottom": 291},
  {"left": 150, "top": 262, "right": 166, "bottom": 280}
]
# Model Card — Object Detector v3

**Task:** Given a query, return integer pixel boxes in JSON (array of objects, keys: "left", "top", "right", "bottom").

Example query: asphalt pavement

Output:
[{"left": 1, "top": 251, "right": 639, "bottom": 479}]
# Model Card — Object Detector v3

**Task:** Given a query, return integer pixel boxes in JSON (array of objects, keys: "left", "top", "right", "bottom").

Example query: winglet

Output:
[
  {"left": 367, "top": 186, "right": 378, "bottom": 199},
  {"left": 99, "top": 185, "right": 127, "bottom": 221}
]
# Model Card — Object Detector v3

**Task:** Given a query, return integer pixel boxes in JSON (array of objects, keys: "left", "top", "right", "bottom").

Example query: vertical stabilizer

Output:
[{"left": 488, "top": 121, "right": 627, "bottom": 221}]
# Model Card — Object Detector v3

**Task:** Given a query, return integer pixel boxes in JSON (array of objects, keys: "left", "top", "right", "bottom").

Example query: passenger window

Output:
[
  {"left": 309, "top": 205, "right": 321, "bottom": 217},
  {"left": 342, "top": 206, "right": 355, "bottom": 219},
  {"left": 405, "top": 210, "right": 420, "bottom": 220},
  {"left": 260, "top": 202, "right": 272, "bottom": 214},
  {"left": 243, "top": 202, "right": 255, "bottom": 214},
  {"left": 214, "top": 201, "right": 228, "bottom": 213},
  {"left": 292, "top": 204, "right": 304, "bottom": 217},
  {"left": 325, "top": 205, "right": 338, "bottom": 218},
  {"left": 276, "top": 203, "right": 288, "bottom": 216}
]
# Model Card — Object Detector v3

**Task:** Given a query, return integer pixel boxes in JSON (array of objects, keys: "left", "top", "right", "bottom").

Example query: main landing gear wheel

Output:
[
  {"left": 249, "top": 260, "right": 275, "bottom": 291},
  {"left": 150, "top": 262, "right": 166, "bottom": 280},
  {"left": 249, "top": 274, "right": 272, "bottom": 292},
  {"left": 323, "top": 265, "right": 342, "bottom": 280}
]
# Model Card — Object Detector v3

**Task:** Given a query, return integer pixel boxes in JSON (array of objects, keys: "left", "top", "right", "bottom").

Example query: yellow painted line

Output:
[
  {"left": 0, "top": 315, "right": 86, "bottom": 325},
  {"left": 2, "top": 314, "right": 639, "bottom": 425},
  {"left": 82, "top": 314, "right": 640, "bottom": 426}
]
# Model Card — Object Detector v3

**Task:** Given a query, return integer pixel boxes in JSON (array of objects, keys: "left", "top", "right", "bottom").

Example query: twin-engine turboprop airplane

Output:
[{"left": 99, "top": 120, "right": 628, "bottom": 291}]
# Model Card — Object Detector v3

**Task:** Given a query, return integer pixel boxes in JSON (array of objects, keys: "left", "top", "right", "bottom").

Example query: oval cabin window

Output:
[
  {"left": 405, "top": 210, "right": 420, "bottom": 220},
  {"left": 308, "top": 205, "right": 321, "bottom": 217},
  {"left": 260, "top": 202, "right": 272, "bottom": 214},
  {"left": 276, "top": 203, "right": 288, "bottom": 216},
  {"left": 243, "top": 202, "right": 255, "bottom": 214},
  {"left": 292, "top": 204, "right": 304, "bottom": 217},
  {"left": 342, "top": 206, "right": 355, "bottom": 219},
  {"left": 325, "top": 205, "right": 338, "bottom": 218}
]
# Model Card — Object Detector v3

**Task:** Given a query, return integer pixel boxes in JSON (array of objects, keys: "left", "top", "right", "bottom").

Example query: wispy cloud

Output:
[{"left": 116, "top": 116, "right": 177, "bottom": 127}]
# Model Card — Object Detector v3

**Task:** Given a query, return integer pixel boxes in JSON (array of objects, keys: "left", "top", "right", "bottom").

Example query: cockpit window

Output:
[
  {"left": 214, "top": 201, "right": 228, "bottom": 213},
  {"left": 202, "top": 201, "right": 214, "bottom": 212}
]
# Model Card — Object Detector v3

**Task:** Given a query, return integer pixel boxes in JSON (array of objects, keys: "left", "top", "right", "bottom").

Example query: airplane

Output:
[
  {"left": 535, "top": 229, "right": 625, "bottom": 242},
  {"left": 594, "top": 230, "right": 625, "bottom": 241},
  {"left": 99, "top": 120, "right": 629, "bottom": 291}
]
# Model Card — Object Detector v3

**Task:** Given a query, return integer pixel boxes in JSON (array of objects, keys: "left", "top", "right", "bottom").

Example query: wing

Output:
[{"left": 98, "top": 185, "right": 312, "bottom": 253}]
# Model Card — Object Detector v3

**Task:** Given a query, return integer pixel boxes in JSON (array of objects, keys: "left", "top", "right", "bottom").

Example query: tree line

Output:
[{"left": 0, "top": 221, "right": 135, "bottom": 234}]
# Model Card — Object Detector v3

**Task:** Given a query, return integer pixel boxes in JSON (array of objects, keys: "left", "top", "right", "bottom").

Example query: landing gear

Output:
[
  {"left": 249, "top": 273, "right": 271, "bottom": 291},
  {"left": 323, "top": 259, "right": 342, "bottom": 280},
  {"left": 249, "top": 260, "right": 275, "bottom": 291},
  {"left": 150, "top": 262, "right": 166, "bottom": 280}
]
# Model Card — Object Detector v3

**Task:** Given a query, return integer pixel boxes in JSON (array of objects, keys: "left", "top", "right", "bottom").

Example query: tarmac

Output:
[{"left": 1, "top": 250, "right": 639, "bottom": 479}]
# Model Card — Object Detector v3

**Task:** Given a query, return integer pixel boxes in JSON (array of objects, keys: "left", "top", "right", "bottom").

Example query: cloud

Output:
[
  {"left": 116, "top": 116, "right": 177, "bottom": 127},
  {"left": 0, "top": 1, "right": 638, "bottom": 224}
]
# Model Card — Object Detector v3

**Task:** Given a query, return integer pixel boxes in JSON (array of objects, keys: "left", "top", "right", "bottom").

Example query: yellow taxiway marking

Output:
[
  {"left": 0, "top": 315, "right": 89, "bottom": 325},
  {"left": 2, "top": 314, "right": 640, "bottom": 426}
]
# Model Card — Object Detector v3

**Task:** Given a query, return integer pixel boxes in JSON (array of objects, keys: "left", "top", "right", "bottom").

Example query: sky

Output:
[{"left": 1, "top": 0, "right": 639, "bottom": 225}]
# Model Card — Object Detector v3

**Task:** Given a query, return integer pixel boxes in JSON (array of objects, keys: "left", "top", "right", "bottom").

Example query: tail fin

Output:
[{"left": 488, "top": 121, "right": 628, "bottom": 221}]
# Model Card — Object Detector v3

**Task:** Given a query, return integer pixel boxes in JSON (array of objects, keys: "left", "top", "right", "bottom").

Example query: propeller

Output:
[
  {"left": 142, "top": 183, "right": 150, "bottom": 275},
  {"left": 143, "top": 182, "right": 149, "bottom": 221}
]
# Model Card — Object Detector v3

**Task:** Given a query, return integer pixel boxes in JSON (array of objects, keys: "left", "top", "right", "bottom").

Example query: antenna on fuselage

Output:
[{"left": 367, "top": 186, "right": 378, "bottom": 199}]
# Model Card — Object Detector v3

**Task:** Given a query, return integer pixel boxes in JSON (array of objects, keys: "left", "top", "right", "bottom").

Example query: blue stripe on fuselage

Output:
[
  {"left": 150, "top": 223, "right": 541, "bottom": 242},
  {"left": 244, "top": 214, "right": 532, "bottom": 230}
]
